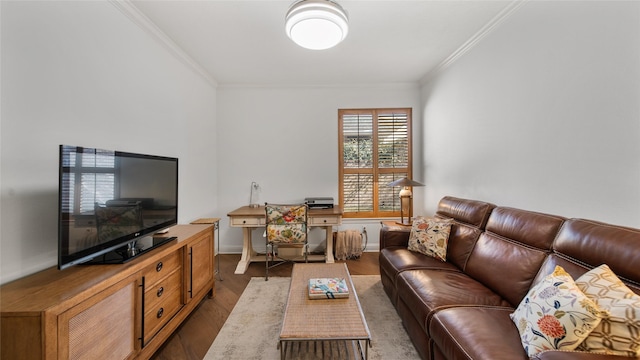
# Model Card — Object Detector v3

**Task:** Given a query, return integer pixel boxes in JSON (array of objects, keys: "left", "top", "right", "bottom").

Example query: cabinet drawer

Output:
[
  {"left": 230, "top": 217, "right": 265, "bottom": 226},
  {"left": 143, "top": 251, "right": 182, "bottom": 287},
  {"left": 144, "top": 269, "right": 182, "bottom": 312},
  {"left": 144, "top": 285, "right": 183, "bottom": 343},
  {"left": 309, "top": 216, "right": 341, "bottom": 226}
]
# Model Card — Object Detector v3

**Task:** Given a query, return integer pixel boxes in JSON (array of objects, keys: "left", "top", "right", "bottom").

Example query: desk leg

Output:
[
  {"left": 324, "top": 226, "right": 335, "bottom": 263},
  {"left": 235, "top": 227, "right": 257, "bottom": 274}
]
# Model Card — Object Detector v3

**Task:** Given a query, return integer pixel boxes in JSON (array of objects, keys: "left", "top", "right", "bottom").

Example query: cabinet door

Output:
[
  {"left": 58, "top": 275, "right": 140, "bottom": 360},
  {"left": 188, "top": 232, "right": 213, "bottom": 300}
]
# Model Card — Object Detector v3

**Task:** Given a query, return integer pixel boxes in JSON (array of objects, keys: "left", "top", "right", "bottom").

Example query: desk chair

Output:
[{"left": 264, "top": 203, "right": 308, "bottom": 280}]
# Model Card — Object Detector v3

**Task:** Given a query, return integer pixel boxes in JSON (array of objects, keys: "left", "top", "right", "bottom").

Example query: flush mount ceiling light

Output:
[{"left": 285, "top": 0, "right": 349, "bottom": 50}]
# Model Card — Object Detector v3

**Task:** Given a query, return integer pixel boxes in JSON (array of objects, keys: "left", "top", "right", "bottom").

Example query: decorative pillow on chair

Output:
[
  {"left": 510, "top": 266, "right": 606, "bottom": 357},
  {"left": 266, "top": 224, "right": 306, "bottom": 243},
  {"left": 407, "top": 217, "right": 453, "bottom": 261},
  {"left": 575, "top": 264, "right": 640, "bottom": 357}
]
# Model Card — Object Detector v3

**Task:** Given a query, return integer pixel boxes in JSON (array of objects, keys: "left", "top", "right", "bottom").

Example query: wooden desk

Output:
[{"left": 227, "top": 205, "right": 343, "bottom": 274}]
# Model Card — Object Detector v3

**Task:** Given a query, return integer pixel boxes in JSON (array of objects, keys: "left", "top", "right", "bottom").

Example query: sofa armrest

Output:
[{"left": 380, "top": 221, "right": 411, "bottom": 249}]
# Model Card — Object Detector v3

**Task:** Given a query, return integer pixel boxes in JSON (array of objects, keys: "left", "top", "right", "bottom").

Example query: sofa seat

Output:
[
  {"left": 432, "top": 306, "right": 630, "bottom": 360},
  {"left": 380, "top": 247, "right": 461, "bottom": 305},
  {"left": 429, "top": 306, "right": 525, "bottom": 360},
  {"left": 396, "top": 269, "right": 511, "bottom": 334}
]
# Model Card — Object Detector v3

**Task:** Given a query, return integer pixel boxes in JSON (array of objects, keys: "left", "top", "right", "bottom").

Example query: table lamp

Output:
[
  {"left": 387, "top": 177, "right": 424, "bottom": 225},
  {"left": 249, "top": 181, "right": 260, "bottom": 208}
]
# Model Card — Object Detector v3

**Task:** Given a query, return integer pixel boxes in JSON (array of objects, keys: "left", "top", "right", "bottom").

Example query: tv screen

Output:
[{"left": 58, "top": 145, "right": 178, "bottom": 269}]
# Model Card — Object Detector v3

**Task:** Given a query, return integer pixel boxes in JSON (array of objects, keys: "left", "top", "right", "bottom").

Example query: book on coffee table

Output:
[{"left": 308, "top": 277, "right": 349, "bottom": 299}]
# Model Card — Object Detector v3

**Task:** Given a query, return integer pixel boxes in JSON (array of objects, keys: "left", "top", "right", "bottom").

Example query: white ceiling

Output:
[{"left": 130, "top": 0, "right": 518, "bottom": 86}]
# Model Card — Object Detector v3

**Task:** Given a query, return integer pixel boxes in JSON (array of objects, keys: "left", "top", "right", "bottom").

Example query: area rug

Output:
[{"left": 203, "top": 275, "right": 420, "bottom": 360}]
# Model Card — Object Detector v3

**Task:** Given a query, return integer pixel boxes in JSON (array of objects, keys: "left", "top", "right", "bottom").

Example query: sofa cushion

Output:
[
  {"left": 553, "top": 219, "right": 640, "bottom": 289},
  {"left": 408, "top": 217, "right": 453, "bottom": 261},
  {"left": 465, "top": 207, "right": 565, "bottom": 306},
  {"left": 380, "top": 247, "right": 460, "bottom": 280},
  {"left": 435, "top": 196, "right": 496, "bottom": 229},
  {"left": 485, "top": 207, "right": 565, "bottom": 250},
  {"left": 510, "top": 266, "right": 605, "bottom": 357},
  {"left": 379, "top": 247, "right": 461, "bottom": 306},
  {"left": 466, "top": 231, "right": 551, "bottom": 307},
  {"left": 575, "top": 264, "right": 640, "bottom": 357},
  {"left": 430, "top": 306, "right": 527, "bottom": 359},
  {"left": 396, "top": 269, "right": 510, "bottom": 332},
  {"left": 438, "top": 219, "right": 483, "bottom": 271}
]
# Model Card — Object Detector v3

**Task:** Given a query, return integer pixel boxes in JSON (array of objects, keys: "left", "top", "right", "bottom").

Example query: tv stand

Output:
[
  {"left": 85, "top": 236, "right": 178, "bottom": 265},
  {"left": 0, "top": 225, "right": 215, "bottom": 360}
]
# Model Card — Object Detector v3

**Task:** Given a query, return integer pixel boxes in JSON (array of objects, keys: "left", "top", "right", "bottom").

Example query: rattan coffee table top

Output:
[{"left": 279, "top": 263, "right": 371, "bottom": 341}]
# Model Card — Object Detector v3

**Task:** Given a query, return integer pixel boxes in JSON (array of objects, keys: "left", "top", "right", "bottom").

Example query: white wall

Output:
[
  {"left": 217, "top": 85, "right": 421, "bottom": 253},
  {"left": 420, "top": 0, "right": 640, "bottom": 227},
  {"left": 0, "top": 1, "right": 218, "bottom": 284}
]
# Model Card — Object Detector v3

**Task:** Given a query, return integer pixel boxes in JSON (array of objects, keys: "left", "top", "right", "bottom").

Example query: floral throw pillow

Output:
[
  {"left": 510, "top": 265, "right": 606, "bottom": 357},
  {"left": 575, "top": 264, "right": 640, "bottom": 357},
  {"left": 407, "top": 217, "right": 453, "bottom": 261}
]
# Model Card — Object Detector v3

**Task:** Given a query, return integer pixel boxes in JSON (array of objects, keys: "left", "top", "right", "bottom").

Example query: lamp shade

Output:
[
  {"left": 387, "top": 177, "right": 424, "bottom": 188},
  {"left": 285, "top": 0, "right": 349, "bottom": 50}
]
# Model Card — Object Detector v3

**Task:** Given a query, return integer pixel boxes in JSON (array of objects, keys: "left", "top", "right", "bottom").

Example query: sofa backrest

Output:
[
  {"left": 534, "top": 218, "right": 640, "bottom": 294},
  {"left": 436, "top": 196, "right": 495, "bottom": 228},
  {"left": 435, "top": 196, "right": 496, "bottom": 270},
  {"left": 464, "top": 207, "right": 566, "bottom": 307}
]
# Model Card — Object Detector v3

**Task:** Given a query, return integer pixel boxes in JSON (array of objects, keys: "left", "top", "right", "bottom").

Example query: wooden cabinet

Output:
[
  {"left": 0, "top": 224, "right": 215, "bottom": 360},
  {"left": 141, "top": 250, "right": 183, "bottom": 346},
  {"left": 58, "top": 275, "right": 139, "bottom": 360}
]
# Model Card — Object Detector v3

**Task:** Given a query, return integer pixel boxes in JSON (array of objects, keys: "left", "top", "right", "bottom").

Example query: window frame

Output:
[{"left": 338, "top": 108, "right": 413, "bottom": 219}]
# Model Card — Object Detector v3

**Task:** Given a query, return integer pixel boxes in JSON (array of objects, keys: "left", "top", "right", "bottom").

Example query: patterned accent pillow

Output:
[
  {"left": 266, "top": 205, "right": 306, "bottom": 224},
  {"left": 575, "top": 264, "right": 640, "bottom": 356},
  {"left": 510, "top": 266, "right": 606, "bottom": 357},
  {"left": 266, "top": 223, "right": 306, "bottom": 243},
  {"left": 407, "top": 217, "right": 453, "bottom": 261}
]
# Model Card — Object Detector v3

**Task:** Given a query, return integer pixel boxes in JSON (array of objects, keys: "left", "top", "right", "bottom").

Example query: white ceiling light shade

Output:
[{"left": 285, "top": 0, "right": 349, "bottom": 50}]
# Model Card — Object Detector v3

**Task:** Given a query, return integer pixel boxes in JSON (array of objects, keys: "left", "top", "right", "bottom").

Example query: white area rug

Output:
[{"left": 203, "top": 275, "right": 420, "bottom": 360}]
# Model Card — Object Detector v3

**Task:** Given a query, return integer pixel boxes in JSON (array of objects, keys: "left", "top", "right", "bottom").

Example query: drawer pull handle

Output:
[
  {"left": 157, "top": 307, "right": 164, "bottom": 318},
  {"left": 156, "top": 262, "right": 163, "bottom": 272},
  {"left": 242, "top": 220, "right": 246, "bottom": 224},
  {"left": 157, "top": 287, "right": 164, "bottom": 297},
  {"left": 323, "top": 219, "right": 327, "bottom": 223}
]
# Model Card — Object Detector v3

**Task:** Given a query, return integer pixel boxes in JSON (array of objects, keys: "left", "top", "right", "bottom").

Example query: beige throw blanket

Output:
[{"left": 334, "top": 230, "right": 363, "bottom": 260}]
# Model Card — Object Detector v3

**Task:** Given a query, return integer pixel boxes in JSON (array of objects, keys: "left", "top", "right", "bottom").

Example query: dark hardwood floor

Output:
[{"left": 151, "top": 253, "right": 381, "bottom": 360}]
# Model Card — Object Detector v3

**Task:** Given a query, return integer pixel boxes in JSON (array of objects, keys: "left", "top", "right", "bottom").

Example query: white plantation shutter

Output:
[{"left": 339, "top": 108, "right": 412, "bottom": 218}]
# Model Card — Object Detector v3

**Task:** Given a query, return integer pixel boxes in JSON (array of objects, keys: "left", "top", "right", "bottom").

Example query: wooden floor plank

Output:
[{"left": 151, "top": 253, "right": 380, "bottom": 360}]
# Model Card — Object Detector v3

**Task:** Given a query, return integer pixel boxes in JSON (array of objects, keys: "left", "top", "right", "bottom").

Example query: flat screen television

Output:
[{"left": 58, "top": 145, "right": 178, "bottom": 269}]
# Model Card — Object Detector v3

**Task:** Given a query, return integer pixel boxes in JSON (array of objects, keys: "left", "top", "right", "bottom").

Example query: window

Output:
[
  {"left": 61, "top": 146, "right": 117, "bottom": 215},
  {"left": 338, "top": 108, "right": 412, "bottom": 218}
]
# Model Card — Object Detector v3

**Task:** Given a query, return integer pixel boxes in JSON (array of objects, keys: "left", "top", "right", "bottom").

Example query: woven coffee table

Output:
[{"left": 279, "top": 263, "right": 371, "bottom": 360}]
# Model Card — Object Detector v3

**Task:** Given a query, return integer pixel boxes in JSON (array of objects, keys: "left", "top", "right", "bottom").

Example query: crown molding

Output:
[
  {"left": 218, "top": 81, "right": 420, "bottom": 90},
  {"left": 109, "top": 0, "right": 218, "bottom": 88},
  {"left": 419, "top": 0, "right": 528, "bottom": 86}
]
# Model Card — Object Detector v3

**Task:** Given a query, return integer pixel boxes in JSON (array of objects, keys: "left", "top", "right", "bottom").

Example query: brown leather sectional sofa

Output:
[{"left": 379, "top": 196, "right": 640, "bottom": 360}]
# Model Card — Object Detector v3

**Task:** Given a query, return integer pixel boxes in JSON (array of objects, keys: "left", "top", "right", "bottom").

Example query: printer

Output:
[{"left": 305, "top": 197, "right": 334, "bottom": 209}]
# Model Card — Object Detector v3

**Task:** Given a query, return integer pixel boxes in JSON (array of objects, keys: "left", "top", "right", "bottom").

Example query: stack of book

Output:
[{"left": 308, "top": 278, "right": 349, "bottom": 299}]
